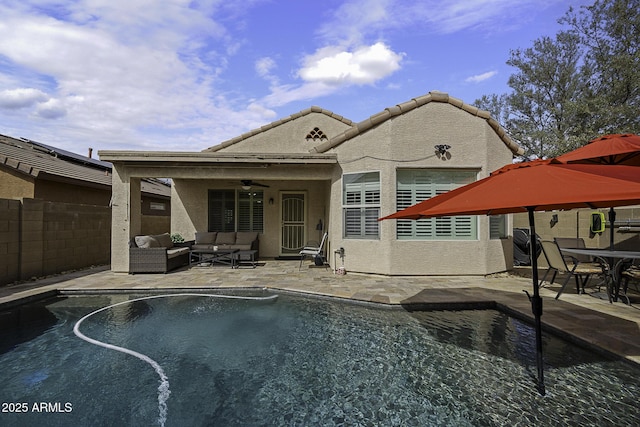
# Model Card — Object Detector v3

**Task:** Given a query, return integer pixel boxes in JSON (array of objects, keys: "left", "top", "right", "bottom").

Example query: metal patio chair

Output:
[
  {"left": 299, "top": 232, "right": 328, "bottom": 269},
  {"left": 539, "top": 240, "right": 605, "bottom": 300}
]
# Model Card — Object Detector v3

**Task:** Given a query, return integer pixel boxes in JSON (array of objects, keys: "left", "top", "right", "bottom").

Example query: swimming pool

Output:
[{"left": 1, "top": 291, "right": 638, "bottom": 426}]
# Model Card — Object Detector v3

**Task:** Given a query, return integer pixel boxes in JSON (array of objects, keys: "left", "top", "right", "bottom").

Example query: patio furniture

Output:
[
  {"left": 539, "top": 240, "right": 605, "bottom": 300},
  {"left": 191, "top": 231, "right": 259, "bottom": 257},
  {"left": 299, "top": 232, "right": 328, "bottom": 269},
  {"left": 621, "top": 262, "right": 640, "bottom": 295},
  {"left": 190, "top": 248, "right": 238, "bottom": 268},
  {"left": 129, "top": 233, "right": 190, "bottom": 273},
  {"left": 232, "top": 250, "right": 258, "bottom": 268},
  {"left": 554, "top": 237, "right": 592, "bottom": 263},
  {"left": 561, "top": 247, "right": 640, "bottom": 304}
]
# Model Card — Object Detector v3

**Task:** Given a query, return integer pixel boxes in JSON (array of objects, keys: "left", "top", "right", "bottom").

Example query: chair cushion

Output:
[
  {"left": 235, "top": 232, "right": 258, "bottom": 245},
  {"left": 195, "top": 232, "right": 217, "bottom": 244},
  {"left": 215, "top": 232, "right": 237, "bottom": 244},
  {"left": 135, "top": 235, "right": 159, "bottom": 248},
  {"left": 153, "top": 233, "right": 174, "bottom": 248}
]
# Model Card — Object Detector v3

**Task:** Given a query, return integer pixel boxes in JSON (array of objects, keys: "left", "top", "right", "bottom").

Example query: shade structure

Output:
[
  {"left": 380, "top": 160, "right": 640, "bottom": 395},
  {"left": 556, "top": 133, "right": 640, "bottom": 249},
  {"left": 556, "top": 133, "right": 640, "bottom": 166}
]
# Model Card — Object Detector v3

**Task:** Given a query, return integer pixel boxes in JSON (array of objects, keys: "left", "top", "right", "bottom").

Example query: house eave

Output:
[{"left": 99, "top": 151, "right": 338, "bottom": 165}]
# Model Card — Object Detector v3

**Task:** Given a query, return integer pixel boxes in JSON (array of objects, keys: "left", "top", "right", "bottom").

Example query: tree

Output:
[
  {"left": 504, "top": 31, "right": 583, "bottom": 158},
  {"left": 475, "top": 0, "right": 640, "bottom": 159},
  {"left": 561, "top": 0, "right": 640, "bottom": 135}
]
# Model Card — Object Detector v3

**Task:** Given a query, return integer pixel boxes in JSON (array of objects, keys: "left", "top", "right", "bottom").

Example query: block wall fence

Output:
[{"left": 0, "top": 198, "right": 169, "bottom": 286}]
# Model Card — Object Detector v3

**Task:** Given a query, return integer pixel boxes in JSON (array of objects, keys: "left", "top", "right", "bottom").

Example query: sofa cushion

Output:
[
  {"left": 135, "top": 235, "right": 159, "bottom": 248},
  {"left": 215, "top": 232, "right": 236, "bottom": 244},
  {"left": 195, "top": 232, "right": 217, "bottom": 244},
  {"left": 235, "top": 232, "right": 258, "bottom": 245},
  {"left": 167, "top": 247, "right": 189, "bottom": 259},
  {"left": 230, "top": 244, "right": 252, "bottom": 251},
  {"left": 153, "top": 233, "right": 174, "bottom": 248}
]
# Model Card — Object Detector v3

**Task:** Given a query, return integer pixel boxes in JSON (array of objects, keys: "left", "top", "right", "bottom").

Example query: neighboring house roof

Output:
[
  {"left": 311, "top": 91, "right": 524, "bottom": 155},
  {"left": 0, "top": 134, "right": 170, "bottom": 198},
  {"left": 203, "top": 106, "right": 354, "bottom": 152}
]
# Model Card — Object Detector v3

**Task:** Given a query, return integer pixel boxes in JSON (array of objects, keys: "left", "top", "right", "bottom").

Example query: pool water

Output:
[{"left": 0, "top": 292, "right": 638, "bottom": 426}]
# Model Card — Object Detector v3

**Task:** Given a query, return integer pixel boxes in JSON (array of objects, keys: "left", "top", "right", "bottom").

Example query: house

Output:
[
  {"left": 0, "top": 134, "right": 171, "bottom": 217},
  {"left": 101, "top": 91, "right": 523, "bottom": 275},
  {"left": 0, "top": 134, "right": 174, "bottom": 284}
]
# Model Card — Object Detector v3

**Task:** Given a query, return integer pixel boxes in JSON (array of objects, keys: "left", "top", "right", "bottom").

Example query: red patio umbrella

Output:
[
  {"left": 556, "top": 133, "right": 640, "bottom": 166},
  {"left": 380, "top": 160, "right": 640, "bottom": 395},
  {"left": 556, "top": 133, "right": 640, "bottom": 249}
]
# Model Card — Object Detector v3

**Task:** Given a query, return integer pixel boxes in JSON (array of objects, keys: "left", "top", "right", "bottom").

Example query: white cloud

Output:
[
  {"left": 299, "top": 43, "right": 404, "bottom": 86},
  {"left": 465, "top": 71, "right": 498, "bottom": 83},
  {"left": 35, "top": 98, "right": 67, "bottom": 119},
  {"left": 0, "top": 88, "right": 49, "bottom": 109}
]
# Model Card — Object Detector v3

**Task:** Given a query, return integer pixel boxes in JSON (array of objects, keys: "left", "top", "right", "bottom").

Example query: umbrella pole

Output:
[
  {"left": 608, "top": 207, "right": 616, "bottom": 250},
  {"left": 527, "top": 207, "right": 546, "bottom": 396}
]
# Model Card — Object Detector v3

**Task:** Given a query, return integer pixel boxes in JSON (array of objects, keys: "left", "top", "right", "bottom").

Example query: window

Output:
[
  {"left": 396, "top": 169, "right": 477, "bottom": 240},
  {"left": 490, "top": 215, "right": 507, "bottom": 239},
  {"left": 343, "top": 172, "right": 380, "bottom": 238},
  {"left": 208, "top": 190, "right": 264, "bottom": 232}
]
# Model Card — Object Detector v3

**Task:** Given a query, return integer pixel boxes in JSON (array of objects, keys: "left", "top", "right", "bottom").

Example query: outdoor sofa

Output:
[
  {"left": 191, "top": 231, "right": 259, "bottom": 257},
  {"left": 129, "top": 232, "right": 190, "bottom": 273}
]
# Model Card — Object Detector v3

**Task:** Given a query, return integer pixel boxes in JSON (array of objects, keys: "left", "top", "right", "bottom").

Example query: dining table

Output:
[{"left": 560, "top": 248, "right": 640, "bottom": 304}]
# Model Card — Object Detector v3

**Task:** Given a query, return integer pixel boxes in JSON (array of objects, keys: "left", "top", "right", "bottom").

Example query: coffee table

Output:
[
  {"left": 189, "top": 249, "right": 238, "bottom": 268},
  {"left": 232, "top": 250, "right": 258, "bottom": 268}
]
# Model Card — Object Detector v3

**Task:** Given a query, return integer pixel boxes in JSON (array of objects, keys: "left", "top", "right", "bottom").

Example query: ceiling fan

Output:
[{"left": 240, "top": 179, "right": 270, "bottom": 189}]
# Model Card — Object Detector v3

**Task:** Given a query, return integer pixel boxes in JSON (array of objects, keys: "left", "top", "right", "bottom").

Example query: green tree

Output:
[
  {"left": 506, "top": 31, "right": 583, "bottom": 158},
  {"left": 561, "top": 0, "right": 640, "bottom": 136},
  {"left": 475, "top": 0, "right": 640, "bottom": 159}
]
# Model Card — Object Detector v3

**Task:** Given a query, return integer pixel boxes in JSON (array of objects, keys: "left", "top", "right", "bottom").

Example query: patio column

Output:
[{"left": 110, "top": 166, "right": 141, "bottom": 272}]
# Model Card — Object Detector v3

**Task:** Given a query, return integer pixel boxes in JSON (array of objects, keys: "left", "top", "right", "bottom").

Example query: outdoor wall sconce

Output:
[
  {"left": 268, "top": 197, "right": 274, "bottom": 205},
  {"left": 434, "top": 144, "right": 451, "bottom": 155}
]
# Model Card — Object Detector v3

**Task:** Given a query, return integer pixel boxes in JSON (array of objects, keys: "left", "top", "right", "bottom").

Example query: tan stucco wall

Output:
[
  {"left": 327, "top": 102, "right": 514, "bottom": 275},
  {"left": 0, "top": 168, "right": 35, "bottom": 199},
  {"left": 212, "top": 112, "right": 352, "bottom": 153}
]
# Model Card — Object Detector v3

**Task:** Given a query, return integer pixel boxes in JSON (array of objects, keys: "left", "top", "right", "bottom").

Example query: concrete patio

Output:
[{"left": 1, "top": 260, "right": 639, "bottom": 369}]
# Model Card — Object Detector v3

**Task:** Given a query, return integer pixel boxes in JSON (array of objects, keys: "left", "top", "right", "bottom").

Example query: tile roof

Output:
[
  {"left": 0, "top": 134, "right": 170, "bottom": 197},
  {"left": 0, "top": 133, "right": 112, "bottom": 187},
  {"left": 310, "top": 90, "right": 524, "bottom": 155},
  {"left": 203, "top": 106, "right": 354, "bottom": 152}
]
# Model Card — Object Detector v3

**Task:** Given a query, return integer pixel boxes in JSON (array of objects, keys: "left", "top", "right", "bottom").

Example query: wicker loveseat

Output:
[
  {"left": 129, "top": 232, "right": 190, "bottom": 273},
  {"left": 191, "top": 231, "right": 259, "bottom": 257}
]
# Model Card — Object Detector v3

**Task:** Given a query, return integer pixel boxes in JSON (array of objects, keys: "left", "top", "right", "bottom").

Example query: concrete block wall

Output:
[
  {"left": 0, "top": 198, "right": 112, "bottom": 286},
  {"left": 41, "top": 201, "right": 111, "bottom": 276},
  {"left": 0, "top": 199, "right": 20, "bottom": 284}
]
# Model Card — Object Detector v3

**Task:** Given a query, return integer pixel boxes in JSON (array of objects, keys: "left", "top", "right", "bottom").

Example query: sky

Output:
[{"left": 0, "top": 0, "right": 592, "bottom": 156}]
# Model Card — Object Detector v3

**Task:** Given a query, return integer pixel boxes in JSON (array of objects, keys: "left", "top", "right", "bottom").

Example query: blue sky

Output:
[{"left": 0, "top": 0, "right": 591, "bottom": 156}]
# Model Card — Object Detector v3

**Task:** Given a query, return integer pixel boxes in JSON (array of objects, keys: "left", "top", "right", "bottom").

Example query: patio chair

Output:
[
  {"left": 554, "top": 237, "right": 592, "bottom": 263},
  {"left": 299, "top": 232, "right": 328, "bottom": 269},
  {"left": 621, "top": 260, "right": 640, "bottom": 295},
  {"left": 539, "top": 240, "right": 605, "bottom": 300}
]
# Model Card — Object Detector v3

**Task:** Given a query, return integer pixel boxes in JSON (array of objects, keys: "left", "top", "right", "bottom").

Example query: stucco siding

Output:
[
  {"left": 0, "top": 168, "right": 35, "bottom": 199},
  {"left": 215, "top": 112, "right": 353, "bottom": 154},
  {"left": 326, "top": 101, "right": 514, "bottom": 275}
]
